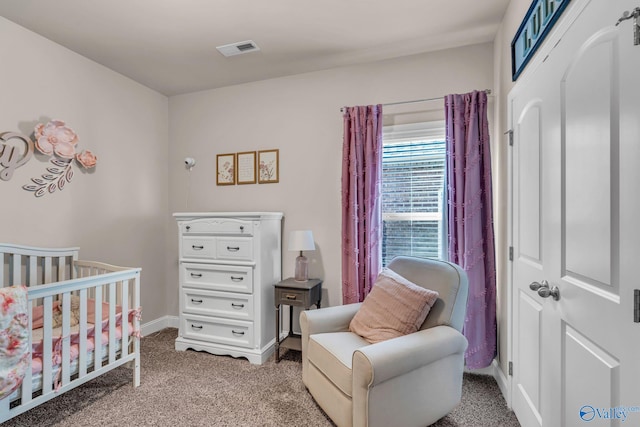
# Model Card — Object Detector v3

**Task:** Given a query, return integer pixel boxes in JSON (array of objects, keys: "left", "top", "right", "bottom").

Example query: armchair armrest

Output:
[
  {"left": 353, "top": 325, "right": 468, "bottom": 387},
  {"left": 300, "top": 303, "right": 362, "bottom": 336},
  {"left": 300, "top": 303, "right": 361, "bottom": 387}
]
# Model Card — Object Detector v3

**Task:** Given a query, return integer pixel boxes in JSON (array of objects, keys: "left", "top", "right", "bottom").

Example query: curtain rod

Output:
[{"left": 339, "top": 89, "right": 492, "bottom": 112}]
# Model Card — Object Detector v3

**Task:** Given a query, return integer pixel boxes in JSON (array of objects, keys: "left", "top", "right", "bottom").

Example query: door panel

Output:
[
  {"left": 517, "top": 291, "right": 543, "bottom": 417},
  {"left": 517, "top": 101, "right": 543, "bottom": 264},
  {"left": 563, "top": 29, "right": 617, "bottom": 290},
  {"left": 563, "top": 324, "right": 620, "bottom": 427}
]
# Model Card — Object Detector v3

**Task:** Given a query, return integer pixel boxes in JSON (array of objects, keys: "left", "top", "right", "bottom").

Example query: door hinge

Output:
[
  {"left": 634, "top": 289, "right": 640, "bottom": 323},
  {"left": 616, "top": 8, "right": 640, "bottom": 46},
  {"left": 508, "top": 361, "right": 513, "bottom": 376},
  {"left": 509, "top": 246, "right": 514, "bottom": 261}
]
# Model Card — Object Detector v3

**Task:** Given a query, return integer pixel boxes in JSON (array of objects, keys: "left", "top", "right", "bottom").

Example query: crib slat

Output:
[
  {"left": 133, "top": 272, "right": 140, "bottom": 387},
  {"left": 20, "top": 299, "right": 33, "bottom": 404},
  {"left": 121, "top": 280, "right": 129, "bottom": 358},
  {"left": 79, "top": 288, "right": 88, "bottom": 378},
  {"left": 42, "top": 296, "right": 53, "bottom": 394},
  {"left": 108, "top": 282, "right": 116, "bottom": 364},
  {"left": 71, "top": 251, "right": 78, "bottom": 279},
  {"left": 57, "top": 256, "right": 66, "bottom": 282},
  {"left": 29, "top": 256, "right": 37, "bottom": 287},
  {"left": 94, "top": 289, "right": 102, "bottom": 371},
  {"left": 44, "top": 256, "right": 52, "bottom": 284},
  {"left": 11, "top": 254, "right": 21, "bottom": 286},
  {"left": 61, "top": 292, "right": 71, "bottom": 386}
]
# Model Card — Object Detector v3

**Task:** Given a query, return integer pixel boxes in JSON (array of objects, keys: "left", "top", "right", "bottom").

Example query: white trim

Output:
[
  {"left": 141, "top": 315, "right": 179, "bottom": 337},
  {"left": 383, "top": 120, "right": 445, "bottom": 142},
  {"left": 492, "top": 359, "right": 511, "bottom": 408}
]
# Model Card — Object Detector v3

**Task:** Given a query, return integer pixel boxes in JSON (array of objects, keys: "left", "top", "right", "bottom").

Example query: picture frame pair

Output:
[{"left": 216, "top": 149, "right": 279, "bottom": 185}]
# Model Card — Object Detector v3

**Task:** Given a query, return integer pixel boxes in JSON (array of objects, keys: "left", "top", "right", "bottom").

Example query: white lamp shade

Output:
[{"left": 288, "top": 230, "right": 315, "bottom": 252}]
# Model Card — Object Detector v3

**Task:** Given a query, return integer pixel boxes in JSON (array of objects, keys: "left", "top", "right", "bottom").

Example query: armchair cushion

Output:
[
  {"left": 308, "top": 332, "right": 370, "bottom": 397},
  {"left": 349, "top": 268, "right": 439, "bottom": 343}
]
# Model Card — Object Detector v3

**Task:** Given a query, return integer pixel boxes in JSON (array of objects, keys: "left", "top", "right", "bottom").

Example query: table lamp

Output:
[{"left": 288, "top": 230, "right": 315, "bottom": 282}]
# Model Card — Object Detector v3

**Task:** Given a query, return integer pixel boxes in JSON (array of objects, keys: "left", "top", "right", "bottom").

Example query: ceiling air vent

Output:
[{"left": 216, "top": 40, "right": 261, "bottom": 57}]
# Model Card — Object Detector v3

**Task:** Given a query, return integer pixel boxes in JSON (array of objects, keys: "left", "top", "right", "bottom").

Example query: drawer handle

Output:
[
  {"left": 239, "top": 226, "right": 244, "bottom": 232},
  {"left": 190, "top": 273, "right": 202, "bottom": 278},
  {"left": 227, "top": 246, "right": 240, "bottom": 252},
  {"left": 186, "top": 225, "right": 191, "bottom": 231},
  {"left": 286, "top": 294, "right": 297, "bottom": 300},
  {"left": 192, "top": 245, "right": 204, "bottom": 250},
  {"left": 191, "top": 324, "right": 203, "bottom": 330},
  {"left": 191, "top": 298, "right": 203, "bottom": 304},
  {"left": 231, "top": 303, "right": 245, "bottom": 309},
  {"left": 230, "top": 276, "right": 244, "bottom": 282},
  {"left": 232, "top": 330, "right": 245, "bottom": 336}
]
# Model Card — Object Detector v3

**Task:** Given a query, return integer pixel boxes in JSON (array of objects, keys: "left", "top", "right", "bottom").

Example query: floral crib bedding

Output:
[
  {"left": 1, "top": 288, "right": 139, "bottom": 400},
  {"left": 0, "top": 286, "right": 30, "bottom": 401}
]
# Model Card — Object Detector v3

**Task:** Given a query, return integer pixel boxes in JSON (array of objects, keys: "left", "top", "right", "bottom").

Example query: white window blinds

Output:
[{"left": 381, "top": 122, "right": 446, "bottom": 266}]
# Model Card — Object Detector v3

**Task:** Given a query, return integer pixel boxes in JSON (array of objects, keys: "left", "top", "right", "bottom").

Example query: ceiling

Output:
[{"left": 0, "top": 0, "right": 510, "bottom": 96}]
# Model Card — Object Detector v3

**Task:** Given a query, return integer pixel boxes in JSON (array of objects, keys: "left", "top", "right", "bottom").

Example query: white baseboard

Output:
[{"left": 141, "top": 315, "right": 179, "bottom": 337}]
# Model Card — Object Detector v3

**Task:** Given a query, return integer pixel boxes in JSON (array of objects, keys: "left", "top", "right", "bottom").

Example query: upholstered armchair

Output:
[{"left": 300, "top": 256, "right": 469, "bottom": 427}]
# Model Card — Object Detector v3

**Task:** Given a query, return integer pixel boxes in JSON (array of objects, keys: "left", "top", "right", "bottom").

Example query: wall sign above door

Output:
[{"left": 511, "top": 0, "right": 572, "bottom": 81}]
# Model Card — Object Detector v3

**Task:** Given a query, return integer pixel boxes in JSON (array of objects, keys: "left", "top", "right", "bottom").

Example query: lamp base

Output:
[{"left": 294, "top": 254, "right": 309, "bottom": 282}]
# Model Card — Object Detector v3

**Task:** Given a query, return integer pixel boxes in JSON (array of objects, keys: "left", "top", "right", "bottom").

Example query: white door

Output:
[{"left": 510, "top": 1, "right": 640, "bottom": 426}]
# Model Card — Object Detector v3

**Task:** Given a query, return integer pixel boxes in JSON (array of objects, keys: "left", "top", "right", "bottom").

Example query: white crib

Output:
[{"left": 0, "top": 243, "right": 141, "bottom": 423}]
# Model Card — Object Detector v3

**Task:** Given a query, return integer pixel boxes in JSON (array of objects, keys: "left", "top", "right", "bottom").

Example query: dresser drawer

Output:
[
  {"left": 182, "top": 237, "right": 216, "bottom": 259},
  {"left": 182, "top": 288, "right": 254, "bottom": 321},
  {"left": 182, "top": 263, "right": 253, "bottom": 293},
  {"left": 182, "top": 315, "right": 254, "bottom": 348},
  {"left": 216, "top": 238, "right": 253, "bottom": 261},
  {"left": 182, "top": 219, "right": 254, "bottom": 236}
]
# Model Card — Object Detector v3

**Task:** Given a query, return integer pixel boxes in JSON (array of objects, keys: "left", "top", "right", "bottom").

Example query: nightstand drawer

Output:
[
  {"left": 216, "top": 238, "right": 253, "bottom": 261},
  {"left": 182, "top": 315, "right": 254, "bottom": 348},
  {"left": 182, "top": 289, "right": 254, "bottom": 321},
  {"left": 182, "top": 237, "right": 216, "bottom": 259},
  {"left": 275, "top": 288, "right": 309, "bottom": 307},
  {"left": 182, "top": 263, "right": 253, "bottom": 293}
]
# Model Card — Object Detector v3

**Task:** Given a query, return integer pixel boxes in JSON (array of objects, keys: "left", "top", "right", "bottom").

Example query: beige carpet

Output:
[{"left": 4, "top": 328, "right": 519, "bottom": 426}]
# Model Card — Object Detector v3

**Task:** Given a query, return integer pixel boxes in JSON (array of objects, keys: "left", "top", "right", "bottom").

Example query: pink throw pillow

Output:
[{"left": 349, "top": 268, "right": 439, "bottom": 344}]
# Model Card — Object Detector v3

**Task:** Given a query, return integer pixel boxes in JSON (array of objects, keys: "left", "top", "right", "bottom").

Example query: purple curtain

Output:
[
  {"left": 445, "top": 90, "right": 496, "bottom": 369},
  {"left": 341, "top": 105, "right": 383, "bottom": 304}
]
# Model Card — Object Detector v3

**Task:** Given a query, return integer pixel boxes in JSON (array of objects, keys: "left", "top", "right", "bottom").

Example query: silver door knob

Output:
[
  {"left": 538, "top": 286, "right": 560, "bottom": 301},
  {"left": 529, "top": 280, "right": 549, "bottom": 291}
]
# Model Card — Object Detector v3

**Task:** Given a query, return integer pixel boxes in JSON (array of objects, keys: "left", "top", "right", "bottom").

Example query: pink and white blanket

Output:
[
  {"left": 1, "top": 288, "right": 140, "bottom": 399},
  {"left": 0, "top": 286, "right": 30, "bottom": 400}
]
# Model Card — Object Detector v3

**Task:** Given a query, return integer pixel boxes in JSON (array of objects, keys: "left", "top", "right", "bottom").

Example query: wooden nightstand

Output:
[{"left": 274, "top": 278, "right": 322, "bottom": 363}]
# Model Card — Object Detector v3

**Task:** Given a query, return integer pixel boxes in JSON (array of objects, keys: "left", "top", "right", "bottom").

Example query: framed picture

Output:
[
  {"left": 216, "top": 153, "right": 236, "bottom": 185},
  {"left": 236, "top": 151, "right": 257, "bottom": 185},
  {"left": 258, "top": 149, "right": 279, "bottom": 184}
]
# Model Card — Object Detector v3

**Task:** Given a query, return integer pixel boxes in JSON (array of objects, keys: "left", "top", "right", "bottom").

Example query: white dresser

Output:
[{"left": 173, "top": 212, "right": 283, "bottom": 364}]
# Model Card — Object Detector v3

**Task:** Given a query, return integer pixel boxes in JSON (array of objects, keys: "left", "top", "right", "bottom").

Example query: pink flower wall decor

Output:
[
  {"left": 23, "top": 120, "right": 98, "bottom": 197},
  {"left": 76, "top": 150, "right": 97, "bottom": 168}
]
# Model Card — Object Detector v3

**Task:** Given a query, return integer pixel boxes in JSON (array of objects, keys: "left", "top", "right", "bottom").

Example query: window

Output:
[{"left": 381, "top": 122, "right": 446, "bottom": 266}]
